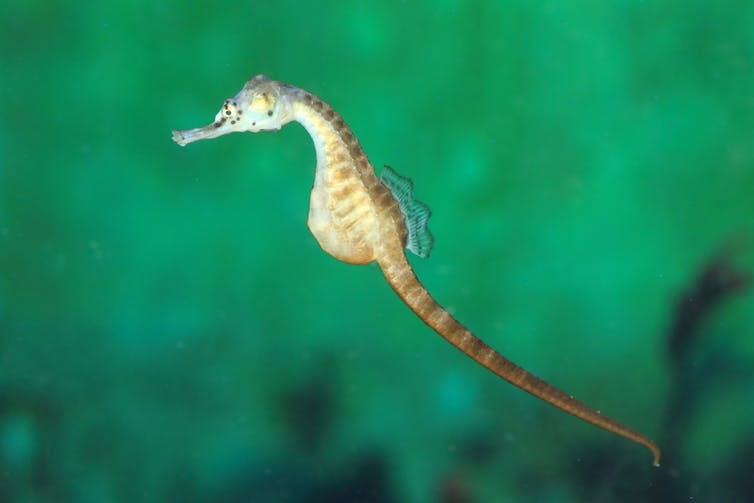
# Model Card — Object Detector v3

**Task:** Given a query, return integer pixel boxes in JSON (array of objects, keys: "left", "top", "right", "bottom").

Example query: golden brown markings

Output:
[
  {"left": 370, "top": 184, "right": 393, "bottom": 207},
  {"left": 332, "top": 190, "right": 370, "bottom": 223},
  {"left": 376, "top": 247, "right": 661, "bottom": 466},
  {"left": 323, "top": 167, "right": 368, "bottom": 218},
  {"left": 372, "top": 187, "right": 404, "bottom": 228},
  {"left": 310, "top": 96, "right": 324, "bottom": 112},
  {"left": 327, "top": 181, "right": 353, "bottom": 205},
  {"left": 289, "top": 81, "right": 661, "bottom": 464},
  {"left": 428, "top": 306, "right": 452, "bottom": 328},
  {"left": 299, "top": 91, "right": 374, "bottom": 181},
  {"left": 301, "top": 103, "right": 394, "bottom": 265},
  {"left": 328, "top": 153, "right": 348, "bottom": 165},
  {"left": 176, "top": 76, "right": 660, "bottom": 465}
]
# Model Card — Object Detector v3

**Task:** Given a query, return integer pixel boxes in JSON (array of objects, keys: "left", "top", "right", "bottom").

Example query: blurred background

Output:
[{"left": 2, "top": 1, "right": 754, "bottom": 502}]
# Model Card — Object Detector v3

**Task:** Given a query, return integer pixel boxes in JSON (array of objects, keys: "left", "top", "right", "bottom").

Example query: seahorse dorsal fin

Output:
[{"left": 380, "top": 165, "right": 434, "bottom": 258}]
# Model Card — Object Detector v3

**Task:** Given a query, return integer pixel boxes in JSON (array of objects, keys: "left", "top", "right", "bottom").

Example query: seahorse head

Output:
[{"left": 172, "top": 74, "right": 294, "bottom": 146}]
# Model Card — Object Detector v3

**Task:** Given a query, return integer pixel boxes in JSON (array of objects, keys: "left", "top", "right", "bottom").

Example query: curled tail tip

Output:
[{"left": 650, "top": 446, "right": 662, "bottom": 467}]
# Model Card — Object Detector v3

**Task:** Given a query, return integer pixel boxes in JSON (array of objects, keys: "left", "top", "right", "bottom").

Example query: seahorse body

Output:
[{"left": 172, "top": 74, "right": 661, "bottom": 466}]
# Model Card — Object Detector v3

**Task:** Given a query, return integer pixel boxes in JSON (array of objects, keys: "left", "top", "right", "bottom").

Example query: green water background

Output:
[{"left": 2, "top": 1, "right": 754, "bottom": 502}]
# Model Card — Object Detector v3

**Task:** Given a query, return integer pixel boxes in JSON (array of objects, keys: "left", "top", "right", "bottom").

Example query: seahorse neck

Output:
[{"left": 288, "top": 91, "right": 374, "bottom": 180}]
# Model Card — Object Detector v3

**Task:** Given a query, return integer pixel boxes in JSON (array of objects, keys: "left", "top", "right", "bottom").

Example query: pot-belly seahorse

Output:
[{"left": 172, "top": 74, "right": 660, "bottom": 466}]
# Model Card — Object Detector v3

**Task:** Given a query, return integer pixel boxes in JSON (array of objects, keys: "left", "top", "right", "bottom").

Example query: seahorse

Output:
[{"left": 172, "top": 74, "right": 661, "bottom": 466}]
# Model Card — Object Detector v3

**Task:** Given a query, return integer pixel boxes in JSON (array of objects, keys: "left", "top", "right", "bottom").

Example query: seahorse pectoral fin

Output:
[{"left": 380, "top": 166, "right": 434, "bottom": 258}]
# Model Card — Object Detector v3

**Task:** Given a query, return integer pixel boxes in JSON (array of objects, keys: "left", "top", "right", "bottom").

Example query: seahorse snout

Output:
[{"left": 172, "top": 98, "right": 248, "bottom": 146}]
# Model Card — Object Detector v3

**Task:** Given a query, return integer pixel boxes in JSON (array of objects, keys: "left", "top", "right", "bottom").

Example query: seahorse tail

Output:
[{"left": 376, "top": 248, "right": 661, "bottom": 466}]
